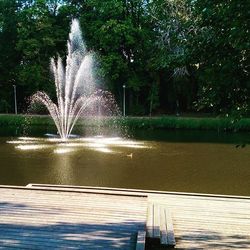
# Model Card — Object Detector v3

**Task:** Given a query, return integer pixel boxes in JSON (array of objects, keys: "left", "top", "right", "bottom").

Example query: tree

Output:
[
  {"left": 67, "top": 0, "right": 157, "bottom": 115},
  {"left": 147, "top": 0, "right": 197, "bottom": 114},
  {"left": 14, "top": 0, "right": 72, "bottom": 111},
  {"left": 0, "top": 0, "right": 249, "bottom": 116},
  {"left": 189, "top": 0, "right": 250, "bottom": 115},
  {"left": 0, "top": 0, "right": 21, "bottom": 112}
]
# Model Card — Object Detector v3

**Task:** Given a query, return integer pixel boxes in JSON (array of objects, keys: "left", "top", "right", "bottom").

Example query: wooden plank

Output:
[
  {"left": 24, "top": 183, "right": 250, "bottom": 200},
  {"left": 0, "top": 231, "right": 135, "bottom": 244},
  {"left": 0, "top": 206, "right": 146, "bottom": 218},
  {"left": 146, "top": 203, "right": 153, "bottom": 237},
  {"left": 6, "top": 186, "right": 250, "bottom": 211},
  {"left": 153, "top": 204, "right": 160, "bottom": 238},
  {"left": 136, "top": 231, "right": 146, "bottom": 250},
  {"left": 166, "top": 209, "right": 176, "bottom": 246},
  {"left": 160, "top": 206, "right": 168, "bottom": 245},
  {"left": 0, "top": 187, "right": 148, "bottom": 250},
  {"left": 2, "top": 185, "right": 250, "bottom": 249}
]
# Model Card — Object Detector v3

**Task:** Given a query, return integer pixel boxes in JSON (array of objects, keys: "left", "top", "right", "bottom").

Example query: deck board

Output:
[
  {"left": 149, "top": 194, "right": 250, "bottom": 249},
  {"left": 27, "top": 184, "right": 250, "bottom": 250},
  {"left": 1, "top": 184, "right": 250, "bottom": 249},
  {"left": 0, "top": 187, "right": 147, "bottom": 250}
]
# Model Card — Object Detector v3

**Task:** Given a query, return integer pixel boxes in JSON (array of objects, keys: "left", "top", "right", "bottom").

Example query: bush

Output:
[{"left": 0, "top": 114, "right": 250, "bottom": 131}]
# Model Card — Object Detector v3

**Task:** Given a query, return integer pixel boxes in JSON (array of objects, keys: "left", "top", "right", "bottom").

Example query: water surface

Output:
[{"left": 0, "top": 130, "right": 249, "bottom": 196}]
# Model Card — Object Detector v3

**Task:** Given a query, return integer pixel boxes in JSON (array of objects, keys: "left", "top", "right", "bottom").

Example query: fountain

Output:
[
  {"left": 8, "top": 19, "right": 152, "bottom": 156},
  {"left": 31, "top": 19, "right": 110, "bottom": 139}
]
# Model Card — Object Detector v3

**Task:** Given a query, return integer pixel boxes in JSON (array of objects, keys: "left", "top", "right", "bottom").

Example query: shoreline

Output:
[{"left": 1, "top": 114, "right": 250, "bottom": 132}]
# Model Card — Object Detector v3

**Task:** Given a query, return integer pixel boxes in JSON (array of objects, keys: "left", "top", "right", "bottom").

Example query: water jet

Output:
[{"left": 31, "top": 19, "right": 117, "bottom": 139}]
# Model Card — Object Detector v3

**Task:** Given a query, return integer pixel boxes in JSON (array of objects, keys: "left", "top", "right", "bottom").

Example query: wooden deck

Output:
[
  {"left": 0, "top": 186, "right": 147, "bottom": 249},
  {"left": 1, "top": 184, "right": 250, "bottom": 249},
  {"left": 148, "top": 193, "right": 250, "bottom": 249}
]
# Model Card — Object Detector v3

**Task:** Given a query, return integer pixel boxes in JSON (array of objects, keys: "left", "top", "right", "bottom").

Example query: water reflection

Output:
[
  {"left": 16, "top": 144, "right": 52, "bottom": 150},
  {"left": 54, "top": 148, "right": 75, "bottom": 154},
  {"left": 7, "top": 136, "right": 151, "bottom": 155},
  {"left": 52, "top": 152, "right": 74, "bottom": 184},
  {"left": 1, "top": 134, "right": 250, "bottom": 196}
]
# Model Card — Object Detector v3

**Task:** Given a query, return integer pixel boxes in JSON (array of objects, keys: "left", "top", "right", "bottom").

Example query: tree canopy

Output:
[{"left": 0, "top": 0, "right": 249, "bottom": 116}]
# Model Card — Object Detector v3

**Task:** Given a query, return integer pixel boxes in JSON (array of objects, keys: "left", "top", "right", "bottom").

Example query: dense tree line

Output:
[{"left": 0, "top": 0, "right": 249, "bottom": 116}]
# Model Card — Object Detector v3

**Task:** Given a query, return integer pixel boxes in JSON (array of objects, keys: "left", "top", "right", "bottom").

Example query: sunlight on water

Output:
[
  {"left": 11, "top": 136, "right": 152, "bottom": 155},
  {"left": 2, "top": 133, "right": 250, "bottom": 196},
  {"left": 6, "top": 140, "right": 34, "bottom": 144},
  {"left": 47, "top": 138, "right": 68, "bottom": 143},
  {"left": 91, "top": 147, "right": 114, "bottom": 153},
  {"left": 18, "top": 137, "right": 45, "bottom": 141},
  {"left": 16, "top": 144, "right": 51, "bottom": 150},
  {"left": 54, "top": 148, "right": 75, "bottom": 154},
  {"left": 86, "top": 143, "right": 107, "bottom": 148},
  {"left": 57, "top": 143, "right": 83, "bottom": 147},
  {"left": 117, "top": 144, "right": 149, "bottom": 149}
]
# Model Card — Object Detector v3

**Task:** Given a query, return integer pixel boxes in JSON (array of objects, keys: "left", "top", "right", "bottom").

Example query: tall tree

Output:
[
  {"left": 67, "top": 0, "right": 156, "bottom": 114},
  {"left": 189, "top": 0, "right": 250, "bottom": 115},
  {"left": 148, "top": 0, "right": 197, "bottom": 114},
  {"left": 0, "top": 0, "right": 249, "bottom": 116},
  {"left": 0, "top": 0, "right": 21, "bottom": 112},
  {"left": 17, "top": 0, "right": 54, "bottom": 99}
]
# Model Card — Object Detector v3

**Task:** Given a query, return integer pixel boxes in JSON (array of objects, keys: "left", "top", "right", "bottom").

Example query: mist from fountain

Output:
[{"left": 31, "top": 19, "right": 114, "bottom": 139}]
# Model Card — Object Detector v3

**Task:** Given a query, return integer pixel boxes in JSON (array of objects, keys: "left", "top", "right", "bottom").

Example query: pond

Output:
[{"left": 0, "top": 128, "right": 249, "bottom": 196}]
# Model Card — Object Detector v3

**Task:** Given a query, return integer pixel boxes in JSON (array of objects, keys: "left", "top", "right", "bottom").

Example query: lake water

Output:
[{"left": 0, "top": 129, "right": 249, "bottom": 196}]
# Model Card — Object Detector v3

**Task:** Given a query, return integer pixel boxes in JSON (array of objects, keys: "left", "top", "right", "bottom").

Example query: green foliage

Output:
[
  {"left": 0, "top": 99, "right": 10, "bottom": 113},
  {"left": 148, "top": 82, "right": 160, "bottom": 116},
  {"left": 188, "top": 0, "right": 250, "bottom": 114},
  {"left": 0, "top": 0, "right": 249, "bottom": 117},
  {"left": 148, "top": 0, "right": 192, "bottom": 69},
  {"left": 130, "top": 103, "right": 145, "bottom": 116},
  {"left": 122, "top": 116, "right": 250, "bottom": 131},
  {"left": 1, "top": 114, "right": 250, "bottom": 132},
  {"left": 0, "top": 0, "right": 20, "bottom": 113},
  {"left": 78, "top": 0, "right": 156, "bottom": 110},
  {"left": 16, "top": 0, "right": 69, "bottom": 98}
]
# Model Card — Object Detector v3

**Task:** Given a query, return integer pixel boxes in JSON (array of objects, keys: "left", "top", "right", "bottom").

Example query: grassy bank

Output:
[
  {"left": 0, "top": 114, "right": 53, "bottom": 126},
  {"left": 122, "top": 116, "right": 250, "bottom": 131},
  {"left": 1, "top": 114, "right": 250, "bottom": 131}
]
